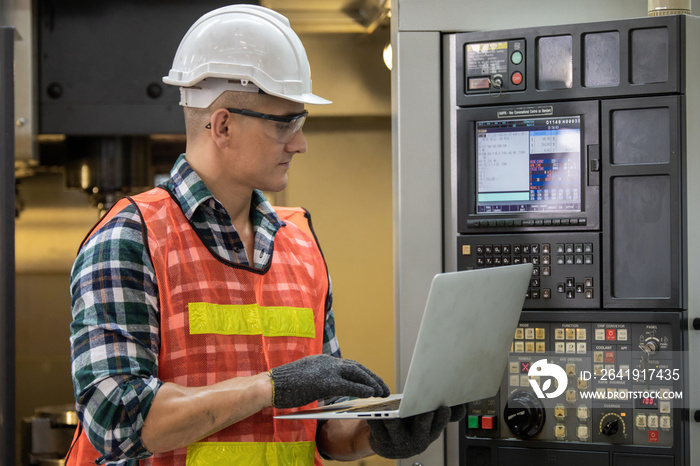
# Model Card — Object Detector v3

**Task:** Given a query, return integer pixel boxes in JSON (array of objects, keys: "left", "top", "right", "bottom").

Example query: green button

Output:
[
  {"left": 511, "top": 51, "right": 523, "bottom": 65},
  {"left": 468, "top": 415, "right": 480, "bottom": 429}
]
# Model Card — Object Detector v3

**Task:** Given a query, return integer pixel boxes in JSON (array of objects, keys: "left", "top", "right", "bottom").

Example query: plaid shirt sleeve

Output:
[
  {"left": 322, "top": 279, "right": 341, "bottom": 358},
  {"left": 70, "top": 205, "right": 162, "bottom": 463}
]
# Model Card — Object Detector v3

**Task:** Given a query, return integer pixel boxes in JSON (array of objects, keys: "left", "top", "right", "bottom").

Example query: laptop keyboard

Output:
[{"left": 340, "top": 398, "right": 401, "bottom": 413}]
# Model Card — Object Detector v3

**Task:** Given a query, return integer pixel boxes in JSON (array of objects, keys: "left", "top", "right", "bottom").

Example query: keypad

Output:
[
  {"left": 556, "top": 243, "right": 595, "bottom": 266},
  {"left": 474, "top": 241, "right": 595, "bottom": 300},
  {"left": 467, "top": 217, "right": 588, "bottom": 228},
  {"left": 476, "top": 242, "right": 548, "bottom": 298}
]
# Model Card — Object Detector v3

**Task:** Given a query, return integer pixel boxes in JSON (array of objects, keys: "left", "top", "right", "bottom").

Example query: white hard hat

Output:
[{"left": 163, "top": 5, "right": 331, "bottom": 108}]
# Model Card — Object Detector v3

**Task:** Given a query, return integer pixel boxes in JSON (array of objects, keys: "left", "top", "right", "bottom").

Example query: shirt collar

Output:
[{"left": 166, "top": 154, "right": 283, "bottom": 230}]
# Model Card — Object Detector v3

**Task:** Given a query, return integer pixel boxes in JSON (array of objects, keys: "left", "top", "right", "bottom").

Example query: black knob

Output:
[
  {"left": 601, "top": 419, "right": 619, "bottom": 436},
  {"left": 693, "top": 318, "right": 700, "bottom": 331},
  {"left": 146, "top": 83, "right": 163, "bottom": 99},
  {"left": 694, "top": 410, "right": 700, "bottom": 423},
  {"left": 46, "top": 82, "right": 63, "bottom": 99},
  {"left": 504, "top": 390, "right": 546, "bottom": 438}
]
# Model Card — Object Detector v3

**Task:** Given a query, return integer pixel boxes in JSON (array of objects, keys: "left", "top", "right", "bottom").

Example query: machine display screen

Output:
[{"left": 475, "top": 116, "right": 582, "bottom": 214}]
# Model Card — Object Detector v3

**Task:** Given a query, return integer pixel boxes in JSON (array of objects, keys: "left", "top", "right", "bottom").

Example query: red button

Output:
[
  {"left": 481, "top": 415, "right": 496, "bottom": 430},
  {"left": 606, "top": 329, "right": 617, "bottom": 340},
  {"left": 604, "top": 351, "right": 615, "bottom": 363},
  {"left": 649, "top": 430, "right": 659, "bottom": 443},
  {"left": 511, "top": 72, "right": 523, "bottom": 85}
]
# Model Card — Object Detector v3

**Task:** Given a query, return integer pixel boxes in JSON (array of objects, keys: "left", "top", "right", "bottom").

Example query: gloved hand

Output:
[
  {"left": 270, "top": 354, "right": 390, "bottom": 409},
  {"left": 368, "top": 404, "right": 465, "bottom": 459},
  {"left": 448, "top": 403, "right": 467, "bottom": 422}
]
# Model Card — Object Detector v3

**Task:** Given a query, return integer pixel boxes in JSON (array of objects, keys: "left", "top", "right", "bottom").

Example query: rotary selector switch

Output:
[
  {"left": 504, "top": 390, "right": 546, "bottom": 438},
  {"left": 598, "top": 412, "right": 628, "bottom": 441}
]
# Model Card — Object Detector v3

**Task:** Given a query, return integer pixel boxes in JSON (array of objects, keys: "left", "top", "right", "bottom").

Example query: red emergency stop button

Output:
[
  {"left": 481, "top": 415, "right": 496, "bottom": 430},
  {"left": 511, "top": 72, "right": 523, "bottom": 86}
]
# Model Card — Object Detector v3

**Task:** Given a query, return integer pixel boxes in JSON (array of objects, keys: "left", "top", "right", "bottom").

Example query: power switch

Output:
[
  {"left": 467, "top": 415, "right": 480, "bottom": 429},
  {"left": 511, "top": 71, "right": 524, "bottom": 86},
  {"left": 511, "top": 50, "right": 523, "bottom": 65}
]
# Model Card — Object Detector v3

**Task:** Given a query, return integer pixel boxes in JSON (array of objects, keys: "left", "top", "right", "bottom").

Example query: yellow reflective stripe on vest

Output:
[
  {"left": 186, "top": 441, "right": 316, "bottom": 465},
  {"left": 188, "top": 303, "right": 316, "bottom": 338}
]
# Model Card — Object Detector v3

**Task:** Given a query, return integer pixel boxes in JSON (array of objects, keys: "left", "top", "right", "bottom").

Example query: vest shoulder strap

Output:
[
  {"left": 274, "top": 206, "right": 315, "bottom": 240},
  {"left": 77, "top": 188, "right": 168, "bottom": 252}
]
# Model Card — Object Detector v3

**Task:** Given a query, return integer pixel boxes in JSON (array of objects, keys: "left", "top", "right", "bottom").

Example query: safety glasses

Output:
[{"left": 225, "top": 107, "right": 308, "bottom": 144}]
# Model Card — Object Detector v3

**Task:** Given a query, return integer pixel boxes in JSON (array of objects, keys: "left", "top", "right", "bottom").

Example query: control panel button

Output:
[
  {"left": 554, "top": 424, "right": 567, "bottom": 440},
  {"left": 576, "top": 406, "right": 588, "bottom": 421},
  {"left": 648, "top": 415, "right": 659, "bottom": 429},
  {"left": 635, "top": 414, "right": 647, "bottom": 429},
  {"left": 511, "top": 71, "right": 523, "bottom": 85},
  {"left": 511, "top": 50, "right": 523, "bottom": 65},
  {"left": 554, "top": 405, "right": 566, "bottom": 420},
  {"left": 577, "top": 425, "right": 590, "bottom": 440},
  {"left": 481, "top": 415, "right": 496, "bottom": 430}
]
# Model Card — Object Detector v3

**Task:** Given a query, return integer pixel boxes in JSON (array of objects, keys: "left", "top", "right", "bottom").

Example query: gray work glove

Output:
[
  {"left": 368, "top": 404, "right": 466, "bottom": 459},
  {"left": 270, "top": 354, "right": 390, "bottom": 409}
]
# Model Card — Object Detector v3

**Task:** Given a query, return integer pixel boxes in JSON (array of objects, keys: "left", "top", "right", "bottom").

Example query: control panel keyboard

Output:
[{"left": 458, "top": 232, "right": 600, "bottom": 309}]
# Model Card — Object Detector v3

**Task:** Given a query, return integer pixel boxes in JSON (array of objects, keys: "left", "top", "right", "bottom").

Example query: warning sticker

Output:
[{"left": 466, "top": 42, "right": 508, "bottom": 76}]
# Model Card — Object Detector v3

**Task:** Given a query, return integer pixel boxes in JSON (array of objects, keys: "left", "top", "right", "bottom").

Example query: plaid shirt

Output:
[{"left": 69, "top": 154, "right": 340, "bottom": 464}]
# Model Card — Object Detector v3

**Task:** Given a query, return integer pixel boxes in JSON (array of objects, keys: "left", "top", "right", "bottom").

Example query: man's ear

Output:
[{"left": 209, "top": 109, "right": 232, "bottom": 149}]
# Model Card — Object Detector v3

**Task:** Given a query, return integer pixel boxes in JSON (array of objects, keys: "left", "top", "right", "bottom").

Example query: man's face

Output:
[{"left": 223, "top": 94, "right": 308, "bottom": 194}]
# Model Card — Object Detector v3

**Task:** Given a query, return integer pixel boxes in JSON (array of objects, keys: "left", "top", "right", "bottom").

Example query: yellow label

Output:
[
  {"left": 186, "top": 441, "right": 315, "bottom": 465},
  {"left": 188, "top": 302, "right": 315, "bottom": 338},
  {"left": 467, "top": 41, "right": 508, "bottom": 53}
]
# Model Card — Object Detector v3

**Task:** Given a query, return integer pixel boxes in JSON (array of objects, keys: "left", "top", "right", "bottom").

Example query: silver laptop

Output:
[{"left": 275, "top": 263, "right": 533, "bottom": 420}]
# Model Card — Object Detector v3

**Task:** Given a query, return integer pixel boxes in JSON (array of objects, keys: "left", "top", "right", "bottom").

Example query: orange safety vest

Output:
[{"left": 66, "top": 188, "right": 328, "bottom": 465}]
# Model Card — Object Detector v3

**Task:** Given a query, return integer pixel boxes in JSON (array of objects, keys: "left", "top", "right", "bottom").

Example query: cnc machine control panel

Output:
[{"left": 464, "top": 315, "right": 682, "bottom": 452}]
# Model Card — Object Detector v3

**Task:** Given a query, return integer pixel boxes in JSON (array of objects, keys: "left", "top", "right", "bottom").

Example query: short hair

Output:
[{"left": 183, "top": 90, "right": 260, "bottom": 141}]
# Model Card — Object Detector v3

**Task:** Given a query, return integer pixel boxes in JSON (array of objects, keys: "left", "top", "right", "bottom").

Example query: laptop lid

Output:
[
  {"left": 275, "top": 263, "right": 532, "bottom": 420},
  {"left": 397, "top": 263, "right": 532, "bottom": 417}
]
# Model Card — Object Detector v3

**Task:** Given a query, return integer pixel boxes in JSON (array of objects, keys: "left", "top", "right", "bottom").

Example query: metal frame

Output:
[{"left": 0, "top": 25, "right": 16, "bottom": 466}]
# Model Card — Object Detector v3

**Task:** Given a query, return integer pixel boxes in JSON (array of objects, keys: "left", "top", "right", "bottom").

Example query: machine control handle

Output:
[
  {"left": 693, "top": 318, "right": 700, "bottom": 330},
  {"left": 601, "top": 419, "right": 619, "bottom": 436},
  {"left": 504, "top": 390, "right": 546, "bottom": 438}
]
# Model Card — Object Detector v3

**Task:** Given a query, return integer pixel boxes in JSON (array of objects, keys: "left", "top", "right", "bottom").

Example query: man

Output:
[{"left": 67, "top": 5, "right": 461, "bottom": 464}]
